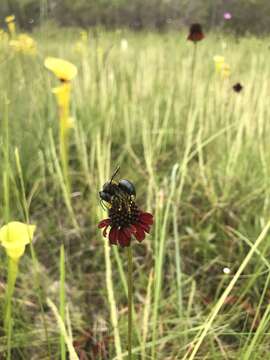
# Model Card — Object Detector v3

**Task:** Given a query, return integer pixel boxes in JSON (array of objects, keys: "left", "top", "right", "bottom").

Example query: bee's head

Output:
[
  {"left": 102, "top": 181, "right": 117, "bottom": 195},
  {"left": 99, "top": 190, "right": 112, "bottom": 203}
]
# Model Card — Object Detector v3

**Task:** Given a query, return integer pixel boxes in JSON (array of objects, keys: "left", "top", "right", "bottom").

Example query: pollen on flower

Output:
[{"left": 98, "top": 197, "right": 153, "bottom": 247}]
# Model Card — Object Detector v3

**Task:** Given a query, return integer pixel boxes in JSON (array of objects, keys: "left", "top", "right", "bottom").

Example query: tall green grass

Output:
[{"left": 0, "top": 28, "right": 270, "bottom": 358}]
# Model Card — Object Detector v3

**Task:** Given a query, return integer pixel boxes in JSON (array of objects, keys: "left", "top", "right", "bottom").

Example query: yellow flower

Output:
[
  {"left": 9, "top": 34, "right": 37, "bottom": 55},
  {"left": 5, "top": 15, "right": 15, "bottom": 23},
  {"left": 213, "top": 55, "right": 225, "bottom": 72},
  {"left": 52, "top": 83, "right": 71, "bottom": 109},
  {"left": 0, "top": 222, "right": 36, "bottom": 261},
  {"left": 5, "top": 15, "right": 16, "bottom": 36},
  {"left": 221, "top": 63, "right": 231, "bottom": 79},
  {"left": 52, "top": 85, "right": 75, "bottom": 129},
  {"left": 44, "top": 57, "right": 77, "bottom": 81}
]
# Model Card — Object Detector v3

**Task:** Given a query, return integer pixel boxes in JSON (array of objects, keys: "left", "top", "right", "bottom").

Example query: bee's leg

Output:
[{"left": 100, "top": 199, "right": 111, "bottom": 211}]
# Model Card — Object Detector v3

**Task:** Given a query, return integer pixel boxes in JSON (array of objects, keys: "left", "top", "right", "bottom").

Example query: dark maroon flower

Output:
[
  {"left": 233, "top": 82, "right": 243, "bottom": 93},
  {"left": 187, "top": 23, "right": 205, "bottom": 42},
  {"left": 98, "top": 200, "right": 153, "bottom": 247}
]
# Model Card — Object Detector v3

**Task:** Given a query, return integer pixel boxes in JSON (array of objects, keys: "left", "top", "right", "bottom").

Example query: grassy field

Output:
[{"left": 1, "top": 25, "right": 270, "bottom": 359}]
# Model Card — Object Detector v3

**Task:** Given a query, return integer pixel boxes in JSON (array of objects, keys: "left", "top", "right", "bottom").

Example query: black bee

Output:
[{"left": 99, "top": 167, "right": 136, "bottom": 208}]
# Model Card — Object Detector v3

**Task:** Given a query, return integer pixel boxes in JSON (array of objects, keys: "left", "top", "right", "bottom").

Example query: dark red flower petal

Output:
[
  {"left": 98, "top": 219, "right": 111, "bottom": 228},
  {"left": 103, "top": 225, "right": 109, "bottom": 238},
  {"left": 134, "top": 224, "right": 146, "bottom": 242},
  {"left": 188, "top": 33, "right": 204, "bottom": 42},
  {"left": 109, "top": 227, "right": 118, "bottom": 245},
  {"left": 138, "top": 222, "right": 150, "bottom": 233},
  {"left": 118, "top": 228, "right": 132, "bottom": 247},
  {"left": 139, "top": 212, "right": 154, "bottom": 225},
  {"left": 129, "top": 224, "right": 137, "bottom": 234}
]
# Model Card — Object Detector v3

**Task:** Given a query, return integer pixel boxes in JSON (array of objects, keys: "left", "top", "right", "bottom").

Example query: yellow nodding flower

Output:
[
  {"left": 52, "top": 83, "right": 71, "bottom": 107},
  {"left": 5, "top": 15, "right": 16, "bottom": 37},
  {"left": 44, "top": 57, "right": 77, "bottom": 82},
  {"left": 5, "top": 15, "right": 15, "bottom": 23},
  {"left": 52, "top": 84, "right": 75, "bottom": 129},
  {"left": 213, "top": 55, "right": 225, "bottom": 72},
  {"left": 221, "top": 63, "right": 231, "bottom": 79},
  {"left": 0, "top": 222, "right": 36, "bottom": 261},
  {"left": 9, "top": 34, "right": 37, "bottom": 55},
  {"left": 74, "top": 31, "right": 88, "bottom": 55}
]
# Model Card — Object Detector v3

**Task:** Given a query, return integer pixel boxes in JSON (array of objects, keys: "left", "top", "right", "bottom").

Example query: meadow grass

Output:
[{"left": 0, "top": 26, "right": 270, "bottom": 359}]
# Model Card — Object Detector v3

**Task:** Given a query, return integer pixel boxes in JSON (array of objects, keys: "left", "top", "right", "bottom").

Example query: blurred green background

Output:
[{"left": 1, "top": 0, "right": 270, "bottom": 35}]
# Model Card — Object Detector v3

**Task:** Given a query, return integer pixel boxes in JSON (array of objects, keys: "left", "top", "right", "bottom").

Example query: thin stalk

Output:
[
  {"left": 60, "top": 123, "right": 70, "bottom": 195},
  {"left": 151, "top": 164, "right": 178, "bottom": 359},
  {"left": 4, "top": 258, "right": 18, "bottom": 360},
  {"left": 60, "top": 244, "right": 66, "bottom": 360},
  {"left": 3, "top": 95, "right": 10, "bottom": 222},
  {"left": 127, "top": 246, "right": 133, "bottom": 360},
  {"left": 14, "top": 148, "right": 52, "bottom": 359}
]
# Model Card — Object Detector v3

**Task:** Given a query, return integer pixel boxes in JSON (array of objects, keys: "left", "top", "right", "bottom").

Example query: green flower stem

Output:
[
  {"left": 127, "top": 246, "right": 133, "bottom": 360},
  {"left": 60, "top": 244, "right": 66, "bottom": 360},
  {"left": 60, "top": 122, "right": 70, "bottom": 195},
  {"left": 4, "top": 258, "right": 19, "bottom": 360}
]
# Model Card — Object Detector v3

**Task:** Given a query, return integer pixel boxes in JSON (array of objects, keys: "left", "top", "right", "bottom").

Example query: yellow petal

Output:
[
  {"left": 5, "top": 15, "right": 15, "bottom": 23},
  {"left": 66, "top": 117, "right": 75, "bottom": 129},
  {"left": 5, "top": 244, "right": 26, "bottom": 260},
  {"left": 213, "top": 55, "right": 225, "bottom": 73},
  {"left": 0, "top": 222, "right": 36, "bottom": 260},
  {"left": 0, "top": 222, "right": 36, "bottom": 248},
  {"left": 221, "top": 63, "right": 231, "bottom": 79},
  {"left": 44, "top": 57, "right": 77, "bottom": 81},
  {"left": 52, "top": 83, "right": 71, "bottom": 109},
  {"left": 213, "top": 55, "right": 225, "bottom": 63}
]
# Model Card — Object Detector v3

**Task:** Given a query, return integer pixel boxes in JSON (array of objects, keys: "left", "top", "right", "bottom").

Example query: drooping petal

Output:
[
  {"left": 134, "top": 224, "right": 146, "bottom": 242},
  {"left": 103, "top": 225, "right": 109, "bottom": 238},
  {"left": 138, "top": 222, "right": 150, "bottom": 233},
  {"left": 5, "top": 245, "right": 26, "bottom": 260},
  {"left": 0, "top": 222, "right": 36, "bottom": 260},
  {"left": 0, "top": 222, "right": 36, "bottom": 246},
  {"left": 98, "top": 219, "right": 111, "bottom": 228},
  {"left": 44, "top": 57, "right": 78, "bottom": 81},
  {"left": 118, "top": 228, "right": 131, "bottom": 247},
  {"left": 109, "top": 227, "right": 118, "bottom": 245},
  {"left": 139, "top": 212, "right": 154, "bottom": 225},
  {"left": 129, "top": 224, "right": 137, "bottom": 234}
]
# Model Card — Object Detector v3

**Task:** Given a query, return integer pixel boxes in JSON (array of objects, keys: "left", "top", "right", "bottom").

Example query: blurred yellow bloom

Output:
[
  {"left": 5, "top": 15, "right": 16, "bottom": 37},
  {"left": 52, "top": 83, "right": 73, "bottom": 126},
  {"left": 0, "top": 222, "right": 36, "bottom": 261},
  {"left": 44, "top": 57, "right": 77, "bottom": 81},
  {"left": 213, "top": 55, "right": 225, "bottom": 72},
  {"left": 9, "top": 34, "right": 37, "bottom": 55},
  {"left": 5, "top": 15, "right": 15, "bottom": 23},
  {"left": 221, "top": 63, "right": 231, "bottom": 79},
  {"left": 74, "top": 31, "right": 88, "bottom": 55},
  {"left": 213, "top": 55, "right": 231, "bottom": 79},
  {"left": 120, "top": 38, "right": 129, "bottom": 51}
]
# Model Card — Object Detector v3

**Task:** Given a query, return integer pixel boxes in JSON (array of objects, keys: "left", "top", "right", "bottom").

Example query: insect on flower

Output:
[{"left": 98, "top": 167, "right": 153, "bottom": 247}]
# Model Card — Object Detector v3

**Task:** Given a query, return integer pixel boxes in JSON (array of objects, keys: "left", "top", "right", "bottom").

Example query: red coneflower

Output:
[
  {"left": 187, "top": 23, "right": 205, "bottom": 42},
  {"left": 98, "top": 171, "right": 153, "bottom": 359},
  {"left": 98, "top": 201, "right": 153, "bottom": 247}
]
